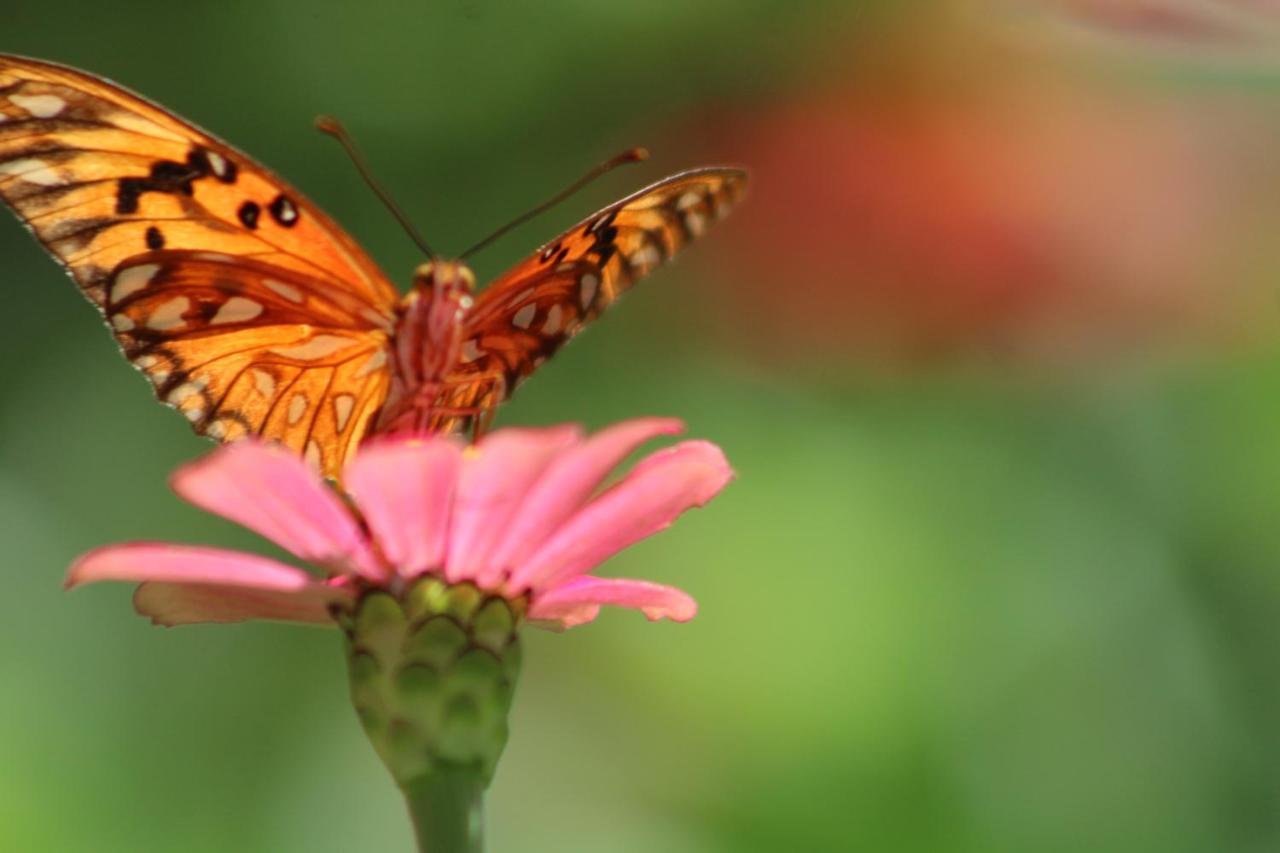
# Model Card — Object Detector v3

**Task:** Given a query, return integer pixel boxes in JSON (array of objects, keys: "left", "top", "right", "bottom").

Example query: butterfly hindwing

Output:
[
  {"left": 434, "top": 167, "right": 748, "bottom": 428},
  {"left": 108, "top": 252, "right": 393, "bottom": 477}
]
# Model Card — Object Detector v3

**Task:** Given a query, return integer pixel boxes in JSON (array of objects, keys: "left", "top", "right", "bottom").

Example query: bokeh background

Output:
[{"left": 5, "top": 2, "right": 1280, "bottom": 850}]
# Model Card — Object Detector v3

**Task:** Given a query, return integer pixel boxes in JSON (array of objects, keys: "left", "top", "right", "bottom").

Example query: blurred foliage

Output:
[{"left": 4, "top": 2, "right": 1280, "bottom": 852}]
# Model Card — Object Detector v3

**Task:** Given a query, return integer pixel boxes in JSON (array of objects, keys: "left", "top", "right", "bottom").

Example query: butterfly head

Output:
[
  {"left": 413, "top": 260, "right": 476, "bottom": 312},
  {"left": 417, "top": 258, "right": 478, "bottom": 298}
]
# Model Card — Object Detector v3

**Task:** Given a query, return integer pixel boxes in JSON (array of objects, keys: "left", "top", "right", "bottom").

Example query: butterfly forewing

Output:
[
  {"left": 0, "top": 54, "right": 397, "bottom": 309},
  {"left": 433, "top": 167, "right": 747, "bottom": 426},
  {"left": 0, "top": 54, "right": 400, "bottom": 477}
]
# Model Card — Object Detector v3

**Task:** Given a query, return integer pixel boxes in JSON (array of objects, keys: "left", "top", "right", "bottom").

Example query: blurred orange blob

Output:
[{"left": 684, "top": 16, "right": 1280, "bottom": 369}]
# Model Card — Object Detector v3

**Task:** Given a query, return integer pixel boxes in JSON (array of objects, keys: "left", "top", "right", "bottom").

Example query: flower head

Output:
[
  {"left": 66, "top": 418, "right": 733, "bottom": 827},
  {"left": 67, "top": 417, "right": 732, "bottom": 630}
]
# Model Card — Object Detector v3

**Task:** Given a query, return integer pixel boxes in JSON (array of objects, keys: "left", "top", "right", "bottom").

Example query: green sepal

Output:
[{"left": 341, "top": 577, "right": 525, "bottom": 789}]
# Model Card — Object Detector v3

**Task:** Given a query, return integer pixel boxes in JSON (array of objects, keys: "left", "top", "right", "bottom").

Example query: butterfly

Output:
[{"left": 0, "top": 55, "right": 746, "bottom": 478}]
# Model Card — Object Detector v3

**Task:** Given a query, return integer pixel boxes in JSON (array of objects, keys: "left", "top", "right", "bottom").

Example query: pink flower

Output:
[{"left": 66, "top": 418, "right": 732, "bottom": 630}]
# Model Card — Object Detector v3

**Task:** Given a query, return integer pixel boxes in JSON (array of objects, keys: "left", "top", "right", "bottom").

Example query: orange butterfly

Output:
[{"left": 0, "top": 55, "right": 746, "bottom": 478}]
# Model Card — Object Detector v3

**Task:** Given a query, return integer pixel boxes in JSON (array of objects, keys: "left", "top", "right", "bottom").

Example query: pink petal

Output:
[
  {"left": 529, "top": 603, "right": 600, "bottom": 631},
  {"left": 509, "top": 440, "right": 733, "bottom": 593},
  {"left": 486, "top": 418, "right": 685, "bottom": 581},
  {"left": 343, "top": 436, "right": 463, "bottom": 578},
  {"left": 67, "top": 543, "right": 318, "bottom": 590},
  {"left": 171, "top": 442, "right": 383, "bottom": 580},
  {"left": 447, "top": 425, "right": 583, "bottom": 587},
  {"left": 133, "top": 581, "right": 349, "bottom": 626},
  {"left": 529, "top": 577, "right": 697, "bottom": 628}
]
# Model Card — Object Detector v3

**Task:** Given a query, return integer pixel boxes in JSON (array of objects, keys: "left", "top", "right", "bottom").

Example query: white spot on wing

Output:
[
  {"left": 264, "top": 279, "right": 304, "bottom": 303},
  {"left": 251, "top": 368, "right": 276, "bottom": 398},
  {"left": 542, "top": 304, "right": 563, "bottom": 336},
  {"left": 168, "top": 382, "right": 202, "bottom": 405},
  {"left": 676, "top": 191, "right": 702, "bottom": 211},
  {"left": 12, "top": 94, "right": 66, "bottom": 118},
  {"left": 684, "top": 210, "right": 707, "bottom": 237},
  {"left": 185, "top": 408, "right": 205, "bottom": 423},
  {"left": 271, "top": 335, "right": 354, "bottom": 361},
  {"left": 150, "top": 371, "right": 170, "bottom": 386},
  {"left": 305, "top": 440, "right": 322, "bottom": 472},
  {"left": 207, "top": 151, "right": 229, "bottom": 179},
  {"left": 629, "top": 245, "right": 660, "bottom": 271},
  {"left": 513, "top": 303, "right": 537, "bottom": 330},
  {"left": 333, "top": 394, "right": 355, "bottom": 432},
  {"left": 353, "top": 349, "right": 387, "bottom": 378},
  {"left": 211, "top": 297, "right": 264, "bottom": 325},
  {"left": 193, "top": 252, "right": 234, "bottom": 263},
  {"left": 579, "top": 273, "right": 599, "bottom": 309},
  {"left": 287, "top": 393, "right": 308, "bottom": 425},
  {"left": 146, "top": 297, "right": 190, "bottom": 331},
  {"left": 0, "top": 158, "right": 62, "bottom": 186},
  {"left": 217, "top": 419, "right": 246, "bottom": 441},
  {"left": 111, "top": 264, "right": 160, "bottom": 304},
  {"left": 460, "top": 339, "right": 481, "bottom": 363},
  {"left": 111, "top": 314, "right": 135, "bottom": 332},
  {"left": 206, "top": 420, "right": 227, "bottom": 439}
]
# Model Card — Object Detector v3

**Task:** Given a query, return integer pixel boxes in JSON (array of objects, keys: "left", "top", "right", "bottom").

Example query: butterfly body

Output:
[
  {"left": 0, "top": 54, "right": 747, "bottom": 477},
  {"left": 381, "top": 260, "right": 483, "bottom": 434}
]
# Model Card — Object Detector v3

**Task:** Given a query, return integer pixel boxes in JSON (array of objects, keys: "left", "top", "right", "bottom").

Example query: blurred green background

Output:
[{"left": 6, "top": 2, "right": 1280, "bottom": 851}]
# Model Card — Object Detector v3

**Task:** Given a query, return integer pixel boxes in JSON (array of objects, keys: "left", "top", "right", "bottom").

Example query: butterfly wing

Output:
[
  {"left": 0, "top": 54, "right": 398, "bottom": 475},
  {"left": 0, "top": 54, "right": 397, "bottom": 308},
  {"left": 106, "top": 252, "right": 392, "bottom": 477},
  {"left": 430, "top": 167, "right": 747, "bottom": 431}
]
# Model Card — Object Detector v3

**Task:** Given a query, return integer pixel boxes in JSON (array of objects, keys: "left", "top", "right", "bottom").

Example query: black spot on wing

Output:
[
  {"left": 237, "top": 200, "right": 260, "bottom": 229},
  {"left": 114, "top": 146, "right": 217, "bottom": 215},
  {"left": 268, "top": 194, "right": 298, "bottom": 227}
]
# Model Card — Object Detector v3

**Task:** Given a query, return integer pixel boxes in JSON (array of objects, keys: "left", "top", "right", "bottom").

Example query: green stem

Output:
[{"left": 402, "top": 769, "right": 485, "bottom": 853}]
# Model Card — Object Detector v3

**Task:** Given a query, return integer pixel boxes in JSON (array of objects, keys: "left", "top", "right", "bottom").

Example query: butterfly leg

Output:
[
  {"left": 471, "top": 406, "right": 498, "bottom": 442},
  {"left": 424, "top": 370, "right": 506, "bottom": 441}
]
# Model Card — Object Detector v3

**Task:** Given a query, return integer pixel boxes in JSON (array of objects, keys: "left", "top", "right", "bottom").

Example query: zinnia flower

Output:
[{"left": 66, "top": 417, "right": 732, "bottom": 851}]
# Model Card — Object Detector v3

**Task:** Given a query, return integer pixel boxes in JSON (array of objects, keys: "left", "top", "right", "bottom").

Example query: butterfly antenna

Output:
[
  {"left": 315, "top": 115, "right": 436, "bottom": 259},
  {"left": 459, "top": 147, "right": 649, "bottom": 260}
]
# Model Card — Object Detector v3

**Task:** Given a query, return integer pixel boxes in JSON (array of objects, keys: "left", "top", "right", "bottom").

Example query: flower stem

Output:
[{"left": 402, "top": 769, "right": 485, "bottom": 853}]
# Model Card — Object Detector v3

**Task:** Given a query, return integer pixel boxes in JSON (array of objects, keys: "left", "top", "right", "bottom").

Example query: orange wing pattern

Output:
[
  {"left": 106, "top": 253, "right": 393, "bottom": 476},
  {"left": 0, "top": 55, "right": 396, "bottom": 308},
  {"left": 428, "top": 168, "right": 748, "bottom": 431},
  {"left": 0, "top": 54, "right": 399, "bottom": 477}
]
